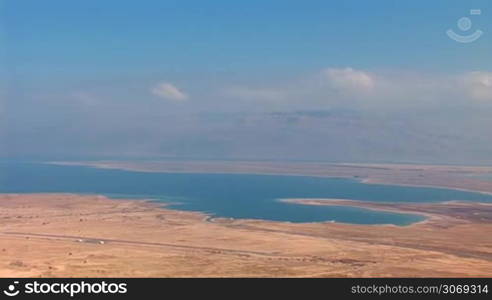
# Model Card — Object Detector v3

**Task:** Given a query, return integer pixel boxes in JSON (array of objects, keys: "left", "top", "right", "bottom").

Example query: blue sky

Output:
[
  {"left": 3, "top": 0, "right": 491, "bottom": 78},
  {"left": 1, "top": 0, "right": 491, "bottom": 163}
]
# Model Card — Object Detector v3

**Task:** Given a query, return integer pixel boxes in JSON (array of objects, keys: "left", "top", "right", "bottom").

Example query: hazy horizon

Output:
[{"left": 1, "top": 0, "right": 491, "bottom": 164}]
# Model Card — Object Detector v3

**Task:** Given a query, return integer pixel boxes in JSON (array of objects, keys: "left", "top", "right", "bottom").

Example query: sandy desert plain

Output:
[{"left": 1, "top": 161, "right": 492, "bottom": 277}]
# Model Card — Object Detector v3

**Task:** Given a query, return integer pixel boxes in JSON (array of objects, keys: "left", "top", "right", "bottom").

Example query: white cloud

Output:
[
  {"left": 462, "top": 71, "right": 492, "bottom": 101},
  {"left": 219, "top": 67, "right": 492, "bottom": 111},
  {"left": 151, "top": 82, "right": 188, "bottom": 101},
  {"left": 323, "top": 67, "right": 375, "bottom": 92}
]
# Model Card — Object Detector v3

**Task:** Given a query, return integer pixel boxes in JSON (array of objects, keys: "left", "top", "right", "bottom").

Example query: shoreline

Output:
[
  {"left": 360, "top": 178, "right": 492, "bottom": 196},
  {"left": 1, "top": 193, "right": 492, "bottom": 277},
  {"left": 1, "top": 192, "right": 424, "bottom": 227},
  {"left": 47, "top": 160, "right": 492, "bottom": 196},
  {"left": 280, "top": 198, "right": 492, "bottom": 227},
  {"left": 278, "top": 198, "right": 434, "bottom": 227}
]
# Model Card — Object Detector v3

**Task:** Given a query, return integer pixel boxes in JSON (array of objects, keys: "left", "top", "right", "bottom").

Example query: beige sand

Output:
[{"left": 1, "top": 193, "right": 491, "bottom": 277}]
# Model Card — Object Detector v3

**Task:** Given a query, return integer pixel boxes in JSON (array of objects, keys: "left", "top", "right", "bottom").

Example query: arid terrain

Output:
[
  {"left": 1, "top": 161, "right": 492, "bottom": 277},
  {"left": 0, "top": 192, "right": 491, "bottom": 277}
]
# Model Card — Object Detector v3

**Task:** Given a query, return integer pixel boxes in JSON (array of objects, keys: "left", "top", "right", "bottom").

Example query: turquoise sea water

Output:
[{"left": 1, "top": 162, "right": 492, "bottom": 225}]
